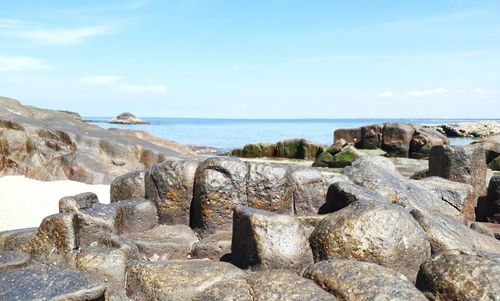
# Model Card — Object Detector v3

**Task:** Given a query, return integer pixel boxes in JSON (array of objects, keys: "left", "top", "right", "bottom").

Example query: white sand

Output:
[{"left": 0, "top": 176, "right": 110, "bottom": 231}]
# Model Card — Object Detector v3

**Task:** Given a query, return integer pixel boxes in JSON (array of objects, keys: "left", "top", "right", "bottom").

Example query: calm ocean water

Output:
[{"left": 88, "top": 118, "right": 494, "bottom": 151}]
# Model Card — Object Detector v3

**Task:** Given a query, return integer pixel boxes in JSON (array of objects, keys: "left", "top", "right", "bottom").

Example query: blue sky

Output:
[{"left": 1, "top": 0, "right": 499, "bottom": 118}]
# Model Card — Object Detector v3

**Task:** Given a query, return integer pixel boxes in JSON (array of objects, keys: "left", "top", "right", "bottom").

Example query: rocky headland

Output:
[
  {"left": 1, "top": 99, "right": 500, "bottom": 300},
  {"left": 432, "top": 120, "right": 500, "bottom": 138}
]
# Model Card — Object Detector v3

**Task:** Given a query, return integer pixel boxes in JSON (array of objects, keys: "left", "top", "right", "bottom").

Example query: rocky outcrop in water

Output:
[
  {"left": 231, "top": 138, "right": 328, "bottom": 160},
  {"left": 109, "top": 112, "right": 150, "bottom": 124},
  {"left": 0, "top": 97, "right": 194, "bottom": 184},
  {"left": 432, "top": 120, "right": 500, "bottom": 138}
]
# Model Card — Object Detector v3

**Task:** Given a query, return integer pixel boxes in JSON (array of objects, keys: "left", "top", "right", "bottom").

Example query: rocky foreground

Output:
[
  {"left": 1, "top": 144, "right": 500, "bottom": 300},
  {"left": 0, "top": 97, "right": 194, "bottom": 184}
]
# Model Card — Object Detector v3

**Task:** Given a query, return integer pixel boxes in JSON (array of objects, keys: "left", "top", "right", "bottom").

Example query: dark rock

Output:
[
  {"left": 429, "top": 144, "right": 487, "bottom": 200},
  {"left": 360, "top": 124, "right": 383, "bottom": 149},
  {"left": 486, "top": 175, "right": 500, "bottom": 223},
  {"left": 410, "top": 209, "right": 500, "bottom": 255},
  {"left": 144, "top": 159, "right": 199, "bottom": 225},
  {"left": 0, "top": 265, "right": 106, "bottom": 300},
  {"left": 309, "top": 201, "right": 431, "bottom": 282},
  {"left": 245, "top": 269, "right": 337, "bottom": 301},
  {"left": 126, "top": 259, "right": 246, "bottom": 301},
  {"left": 489, "top": 155, "right": 500, "bottom": 170},
  {"left": 0, "top": 97, "right": 192, "bottom": 184},
  {"left": 59, "top": 192, "right": 99, "bottom": 213},
  {"left": 238, "top": 143, "right": 275, "bottom": 158},
  {"left": 418, "top": 176, "right": 476, "bottom": 220},
  {"left": 231, "top": 206, "right": 313, "bottom": 272},
  {"left": 416, "top": 251, "right": 500, "bottom": 300},
  {"left": 382, "top": 123, "right": 415, "bottom": 157},
  {"left": 191, "top": 157, "right": 248, "bottom": 235},
  {"left": 410, "top": 127, "right": 449, "bottom": 159},
  {"left": 0, "top": 250, "right": 30, "bottom": 270},
  {"left": 190, "top": 231, "right": 232, "bottom": 261},
  {"left": 110, "top": 170, "right": 146, "bottom": 202},
  {"left": 124, "top": 224, "right": 199, "bottom": 259},
  {"left": 275, "top": 139, "right": 327, "bottom": 160},
  {"left": 75, "top": 246, "right": 128, "bottom": 288},
  {"left": 320, "top": 181, "right": 387, "bottom": 213},
  {"left": 334, "top": 128, "right": 362, "bottom": 146},
  {"left": 109, "top": 112, "right": 150, "bottom": 124},
  {"left": 291, "top": 168, "right": 348, "bottom": 215},
  {"left": 304, "top": 259, "right": 427, "bottom": 301},
  {"left": 313, "top": 145, "right": 364, "bottom": 168},
  {"left": 246, "top": 163, "right": 294, "bottom": 214},
  {"left": 0, "top": 227, "right": 36, "bottom": 251}
]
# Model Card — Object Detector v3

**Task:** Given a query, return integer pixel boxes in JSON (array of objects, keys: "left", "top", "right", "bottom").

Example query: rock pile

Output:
[
  {"left": 1, "top": 154, "right": 500, "bottom": 300},
  {"left": 432, "top": 120, "right": 500, "bottom": 138},
  {"left": 231, "top": 138, "right": 328, "bottom": 160}
]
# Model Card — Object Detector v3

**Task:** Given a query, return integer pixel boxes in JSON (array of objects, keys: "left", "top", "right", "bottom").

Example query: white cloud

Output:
[
  {"left": 81, "top": 75, "right": 122, "bottom": 85},
  {"left": 379, "top": 91, "right": 394, "bottom": 97},
  {"left": 457, "top": 89, "right": 467, "bottom": 94},
  {"left": 405, "top": 88, "right": 448, "bottom": 97},
  {"left": 0, "top": 56, "right": 48, "bottom": 72},
  {"left": 119, "top": 84, "right": 167, "bottom": 93}
]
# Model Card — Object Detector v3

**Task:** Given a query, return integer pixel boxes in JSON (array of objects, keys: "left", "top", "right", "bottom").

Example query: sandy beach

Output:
[{"left": 0, "top": 176, "right": 110, "bottom": 231}]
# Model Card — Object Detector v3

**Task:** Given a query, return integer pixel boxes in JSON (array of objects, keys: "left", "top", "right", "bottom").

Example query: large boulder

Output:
[
  {"left": 416, "top": 251, "right": 500, "bottom": 300},
  {"left": 126, "top": 259, "right": 246, "bottom": 301},
  {"left": 410, "top": 127, "right": 449, "bottom": 159},
  {"left": 381, "top": 123, "right": 415, "bottom": 157},
  {"left": 334, "top": 128, "right": 362, "bottom": 146},
  {"left": 0, "top": 97, "right": 192, "bottom": 184},
  {"left": 144, "top": 159, "right": 199, "bottom": 225},
  {"left": 304, "top": 259, "right": 427, "bottom": 301},
  {"left": 429, "top": 144, "right": 487, "bottom": 200},
  {"left": 231, "top": 206, "right": 313, "bottom": 272},
  {"left": 191, "top": 157, "right": 249, "bottom": 235},
  {"left": 110, "top": 170, "right": 146, "bottom": 202},
  {"left": 0, "top": 265, "right": 106, "bottom": 300},
  {"left": 486, "top": 175, "right": 500, "bottom": 223},
  {"left": 320, "top": 180, "right": 387, "bottom": 213},
  {"left": 59, "top": 192, "right": 99, "bottom": 213},
  {"left": 309, "top": 200, "right": 431, "bottom": 282},
  {"left": 410, "top": 209, "right": 500, "bottom": 255},
  {"left": 360, "top": 124, "right": 383, "bottom": 149},
  {"left": 275, "top": 139, "right": 327, "bottom": 160}
]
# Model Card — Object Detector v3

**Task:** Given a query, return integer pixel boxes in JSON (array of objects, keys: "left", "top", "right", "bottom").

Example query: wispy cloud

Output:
[
  {"left": 405, "top": 88, "right": 448, "bottom": 97},
  {"left": 119, "top": 84, "right": 167, "bottom": 93},
  {"left": 0, "top": 19, "right": 113, "bottom": 46},
  {"left": 0, "top": 55, "right": 49, "bottom": 72},
  {"left": 81, "top": 75, "right": 122, "bottom": 85}
]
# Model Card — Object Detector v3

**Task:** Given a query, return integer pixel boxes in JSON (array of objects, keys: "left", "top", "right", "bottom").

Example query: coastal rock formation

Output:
[
  {"left": 432, "top": 120, "right": 500, "bottom": 137},
  {"left": 486, "top": 175, "right": 500, "bottom": 223},
  {"left": 231, "top": 138, "right": 328, "bottom": 160},
  {"left": 333, "top": 122, "right": 448, "bottom": 158},
  {"left": 109, "top": 112, "right": 150, "bottom": 124},
  {"left": 0, "top": 97, "right": 193, "bottom": 184},
  {"left": 475, "top": 134, "right": 500, "bottom": 170}
]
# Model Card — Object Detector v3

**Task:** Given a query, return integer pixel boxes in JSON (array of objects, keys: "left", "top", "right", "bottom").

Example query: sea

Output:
[{"left": 88, "top": 118, "right": 494, "bottom": 152}]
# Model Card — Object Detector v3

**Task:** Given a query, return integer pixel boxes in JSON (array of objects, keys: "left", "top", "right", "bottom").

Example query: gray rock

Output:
[
  {"left": 144, "top": 159, "right": 199, "bottom": 225},
  {"left": 190, "top": 231, "right": 232, "bottom": 261},
  {"left": 429, "top": 144, "right": 487, "bottom": 200},
  {"left": 418, "top": 176, "right": 476, "bottom": 220},
  {"left": 486, "top": 175, "right": 500, "bottom": 223},
  {"left": 410, "top": 209, "right": 500, "bottom": 255},
  {"left": 126, "top": 259, "right": 246, "bottom": 301},
  {"left": 0, "top": 265, "right": 106, "bottom": 300},
  {"left": 304, "top": 259, "right": 427, "bottom": 301},
  {"left": 290, "top": 168, "right": 348, "bottom": 214},
  {"left": 231, "top": 206, "right": 313, "bottom": 272},
  {"left": 0, "top": 250, "right": 30, "bottom": 270},
  {"left": 110, "top": 170, "right": 145, "bottom": 202},
  {"left": 245, "top": 269, "right": 337, "bottom": 301},
  {"left": 109, "top": 112, "right": 150, "bottom": 124},
  {"left": 470, "top": 222, "right": 497, "bottom": 238},
  {"left": 246, "top": 163, "right": 294, "bottom": 214},
  {"left": 416, "top": 251, "right": 500, "bottom": 300},
  {"left": 433, "top": 121, "right": 500, "bottom": 137},
  {"left": 390, "top": 157, "right": 429, "bottom": 178},
  {"left": 97, "top": 234, "right": 140, "bottom": 260},
  {"left": 320, "top": 181, "right": 387, "bottom": 213},
  {"left": 382, "top": 122, "right": 415, "bottom": 157},
  {"left": 309, "top": 201, "right": 431, "bottom": 282},
  {"left": 124, "top": 224, "right": 199, "bottom": 259},
  {"left": 0, "top": 96, "right": 192, "bottom": 184},
  {"left": 59, "top": 192, "right": 99, "bottom": 213},
  {"left": 75, "top": 246, "right": 128, "bottom": 288}
]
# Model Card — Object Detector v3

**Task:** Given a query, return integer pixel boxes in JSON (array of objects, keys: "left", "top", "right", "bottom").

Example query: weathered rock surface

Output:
[
  {"left": 232, "top": 206, "right": 313, "bottom": 272},
  {"left": 0, "top": 265, "right": 106, "bottom": 300},
  {"left": 231, "top": 139, "right": 327, "bottom": 160},
  {"left": 309, "top": 200, "right": 431, "bottom": 282},
  {"left": 0, "top": 227, "right": 36, "bottom": 251},
  {"left": 145, "top": 159, "right": 199, "bottom": 225},
  {"left": 126, "top": 259, "right": 246, "bottom": 301},
  {"left": 381, "top": 122, "right": 416, "bottom": 157},
  {"left": 245, "top": 269, "right": 337, "bottom": 301},
  {"left": 433, "top": 120, "right": 500, "bottom": 137},
  {"left": 109, "top": 112, "right": 150, "bottom": 124},
  {"left": 190, "top": 231, "right": 232, "bottom": 261},
  {"left": 304, "top": 259, "right": 427, "bottom": 301},
  {"left": 0, "top": 250, "right": 30, "bottom": 270},
  {"left": 320, "top": 181, "right": 387, "bottom": 213},
  {"left": 390, "top": 157, "right": 428, "bottom": 178},
  {"left": 313, "top": 144, "right": 364, "bottom": 168},
  {"left": 410, "top": 127, "right": 450, "bottom": 159},
  {"left": 416, "top": 251, "right": 500, "bottom": 300},
  {"left": 192, "top": 278, "right": 253, "bottom": 301},
  {"left": 0, "top": 96, "right": 193, "bottom": 184},
  {"left": 410, "top": 209, "right": 500, "bottom": 255},
  {"left": 124, "top": 224, "right": 199, "bottom": 259},
  {"left": 75, "top": 246, "right": 128, "bottom": 288},
  {"left": 429, "top": 144, "right": 487, "bottom": 199},
  {"left": 110, "top": 170, "right": 146, "bottom": 202},
  {"left": 486, "top": 175, "right": 500, "bottom": 223},
  {"left": 470, "top": 222, "right": 498, "bottom": 239},
  {"left": 59, "top": 192, "right": 99, "bottom": 213}
]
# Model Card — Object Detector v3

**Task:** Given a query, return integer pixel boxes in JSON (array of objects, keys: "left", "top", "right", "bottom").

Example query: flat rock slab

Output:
[
  {"left": 0, "top": 251, "right": 30, "bottom": 270},
  {"left": 0, "top": 265, "right": 106, "bottom": 300}
]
